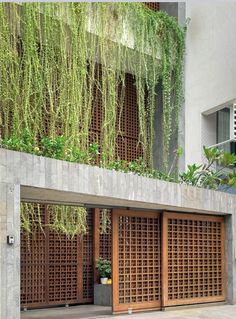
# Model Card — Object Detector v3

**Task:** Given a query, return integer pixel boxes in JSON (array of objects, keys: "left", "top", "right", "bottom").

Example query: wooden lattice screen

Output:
[
  {"left": 162, "top": 212, "right": 226, "bottom": 307},
  {"left": 112, "top": 210, "right": 161, "bottom": 313},
  {"left": 90, "top": 68, "right": 143, "bottom": 162},
  {"left": 21, "top": 204, "right": 93, "bottom": 309},
  {"left": 21, "top": 205, "right": 47, "bottom": 307},
  {"left": 112, "top": 210, "right": 226, "bottom": 314},
  {"left": 99, "top": 210, "right": 112, "bottom": 261},
  {"left": 145, "top": 2, "right": 160, "bottom": 12}
]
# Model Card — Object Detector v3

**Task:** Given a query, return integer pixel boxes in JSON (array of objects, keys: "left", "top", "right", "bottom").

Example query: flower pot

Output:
[{"left": 100, "top": 277, "right": 108, "bottom": 284}]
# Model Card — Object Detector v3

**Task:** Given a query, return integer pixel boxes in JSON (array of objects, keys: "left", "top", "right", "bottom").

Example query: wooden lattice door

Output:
[
  {"left": 162, "top": 212, "right": 226, "bottom": 307},
  {"left": 112, "top": 209, "right": 161, "bottom": 313},
  {"left": 21, "top": 204, "right": 93, "bottom": 309},
  {"left": 112, "top": 210, "right": 226, "bottom": 314}
]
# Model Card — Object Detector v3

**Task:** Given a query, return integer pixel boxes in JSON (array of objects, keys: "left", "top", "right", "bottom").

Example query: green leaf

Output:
[{"left": 219, "top": 152, "right": 236, "bottom": 167}]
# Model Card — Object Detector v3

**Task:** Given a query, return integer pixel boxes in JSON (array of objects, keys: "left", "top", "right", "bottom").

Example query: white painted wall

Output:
[{"left": 184, "top": 1, "right": 236, "bottom": 166}]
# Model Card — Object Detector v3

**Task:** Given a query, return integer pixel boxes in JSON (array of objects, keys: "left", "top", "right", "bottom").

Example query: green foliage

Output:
[
  {"left": 21, "top": 203, "right": 45, "bottom": 236},
  {"left": 226, "top": 171, "right": 236, "bottom": 188},
  {"left": 48, "top": 205, "right": 88, "bottom": 239},
  {"left": 203, "top": 145, "right": 222, "bottom": 164},
  {"left": 21, "top": 203, "right": 88, "bottom": 239},
  {"left": 1, "top": 131, "right": 100, "bottom": 164},
  {"left": 100, "top": 209, "right": 111, "bottom": 235},
  {"left": 219, "top": 152, "right": 236, "bottom": 168},
  {"left": 180, "top": 146, "right": 236, "bottom": 189},
  {"left": 0, "top": 3, "right": 186, "bottom": 168},
  {"left": 1, "top": 129, "right": 38, "bottom": 154},
  {"left": 2, "top": 132, "right": 236, "bottom": 191},
  {"left": 96, "top": 257, "right": 111, "bottom": 278},
  {"left": 105, "top": 157, "right": 174, "bottom": 181}
]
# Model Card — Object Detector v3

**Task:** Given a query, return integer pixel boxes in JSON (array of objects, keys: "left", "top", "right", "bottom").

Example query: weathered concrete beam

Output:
[{"left": 0, "top": 149, "right": 235, "bottom": 215}]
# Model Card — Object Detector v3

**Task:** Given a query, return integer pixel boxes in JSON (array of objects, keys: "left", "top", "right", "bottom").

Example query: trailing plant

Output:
[
  {"left": 100, "top": 209, "right": 111, "bottom": 235},
  {"left": 48, "top": 205, "right": 88, "bottom": 238},
  {"left": 0, "top": 3, "right": 186, "bottom": 169},
  {"left": 96, "top": 257, "right": 111, "bottom": 278},
  {"left": 21, "top": 203, "right": 88, "bottom": 239},
  {"left": 21, "top": 202, "right": 45, "bottom": 236}
]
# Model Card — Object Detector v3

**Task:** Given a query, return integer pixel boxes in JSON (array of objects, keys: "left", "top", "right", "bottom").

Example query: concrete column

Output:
[{"left": 0, "top": 182, "right": 21, "bottom": 319}]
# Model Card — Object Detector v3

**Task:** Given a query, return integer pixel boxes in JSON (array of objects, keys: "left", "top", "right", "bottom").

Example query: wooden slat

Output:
[
  {"left": 93, "top": 208, "right": 100, "bottom": 284},
  {"left": 161, "top": 213, "right": 168, "bottom": 309}
]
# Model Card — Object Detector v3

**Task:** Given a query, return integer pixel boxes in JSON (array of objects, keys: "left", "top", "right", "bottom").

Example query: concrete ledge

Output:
[{"left": 0, "top": 148, "right": 235, "bottom": 215}]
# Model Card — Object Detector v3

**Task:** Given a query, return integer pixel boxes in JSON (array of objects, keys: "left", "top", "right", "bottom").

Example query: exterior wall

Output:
[
  {"left": 185, "top": 1, "right": 236, "bottom": 166},
  {"left": 0, "top": 183, "right": 20, "bottom": 319},
  {"left": 0, "top": 149, "right": 236, "bottom": 318}
]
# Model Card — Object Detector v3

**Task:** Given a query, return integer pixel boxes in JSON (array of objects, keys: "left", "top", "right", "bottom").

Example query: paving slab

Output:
[{"left": 21, "top": 304, "right": 236, "bottom": 319}]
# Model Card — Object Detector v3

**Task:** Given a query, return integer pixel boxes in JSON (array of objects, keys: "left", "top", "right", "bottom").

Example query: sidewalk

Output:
[{"left": 21, "top": 304, "right": 236, "bottom": 319}]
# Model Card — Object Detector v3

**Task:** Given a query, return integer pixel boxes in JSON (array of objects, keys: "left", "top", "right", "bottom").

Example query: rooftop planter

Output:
[{"left": 0, "top": 148, "right": 235, "bottom": 217}]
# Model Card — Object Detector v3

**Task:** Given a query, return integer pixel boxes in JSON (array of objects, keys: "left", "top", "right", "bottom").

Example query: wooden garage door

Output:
[
  {"left": 112, "top": 210, "right": 226, "bottom": 313},
  {"left": 112, "top": 210, "right": 161, "bottom": 313},
  {"left": 162, "top": 212, "right": 226, "bottom": 307}
]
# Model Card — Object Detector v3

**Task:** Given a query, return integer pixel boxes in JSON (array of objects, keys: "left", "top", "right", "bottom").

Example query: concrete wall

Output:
[
  {"left": 0, "top": 183, "right": 20, "bottom": 319},
  {"left": 0, "top": 149, "right": 236, "bottom": 318},
  {"left": 185, "top": 1, "right": 236, "bottom": 166}
]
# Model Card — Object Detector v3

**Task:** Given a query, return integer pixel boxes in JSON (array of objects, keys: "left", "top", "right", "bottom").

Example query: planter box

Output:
[{"left": 94, "top": 284, "right": 112, "bottom": 306}]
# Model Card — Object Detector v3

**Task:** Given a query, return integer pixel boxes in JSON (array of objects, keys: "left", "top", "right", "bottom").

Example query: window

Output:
[
  {"left": 217, "top": 107, "right": 230, "bottom": 144},
  {"left": 215, "top": 106, "right": 236, "bottom": 154}
]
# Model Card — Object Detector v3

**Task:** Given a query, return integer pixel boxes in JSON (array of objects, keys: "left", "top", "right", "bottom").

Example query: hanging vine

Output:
[
  {"left": 100, "top": 209, "right": 111, "bottom": 235},
  {"left": 21, "top": 202, "right": 45, "bottom": 237},
  {"left": 48, "top": 205, "right": 88, "bottom": 238},
  {"left": 0, "top": 3, "right": 185, "bottom": 168},
  {"left": 21, "top": 202, "right": 88, "bottom": 238}
]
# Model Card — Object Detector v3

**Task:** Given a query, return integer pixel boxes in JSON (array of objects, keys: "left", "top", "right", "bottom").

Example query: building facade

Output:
[{"left": 0, "top": 2, "right": 236, "bottom": 319}]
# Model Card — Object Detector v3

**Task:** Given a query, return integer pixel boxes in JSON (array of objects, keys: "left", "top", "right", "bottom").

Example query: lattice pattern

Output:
[
  {"left": 118, "top": 215, "right": 161, "bottom": 304},
  {"left": 83, "top": 211, "right": 94, "bottom": 300},
  {"left": 47, "top": 205, "right": 81, "bottom": 304},
  {"left": 21, "top": 204, "right": 93, "bottom": 309},
  {"left": 99, "top": 210, "right": 112, "bottom": 261},
  {"left": 145, "top": 2, "right": 160, "bottom": 12},
  {"left": 21, "top": 204, "right": 46, "bottom": 307},
  {"left": 116, "top": 73, "right": 143, "bottom": 161},
  {"left": 167, "top": 216, "right": 224, "bottom": 303},
  {"left": 90, "top": 66, "right": 143, "bottom": 161}
]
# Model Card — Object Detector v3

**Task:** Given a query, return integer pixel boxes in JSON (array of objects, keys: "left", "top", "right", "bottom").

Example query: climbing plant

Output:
[{"left": 0, "top": 2, "right": 186, "bottom": 168}]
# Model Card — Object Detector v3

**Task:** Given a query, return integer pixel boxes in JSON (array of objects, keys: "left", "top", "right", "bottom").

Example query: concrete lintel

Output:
[{"left": 0, "top": 149, "right": 235, "bottom": 216}]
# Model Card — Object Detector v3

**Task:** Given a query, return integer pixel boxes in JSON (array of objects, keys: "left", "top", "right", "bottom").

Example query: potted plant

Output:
[{"left": 96, "top": 257, "right": 111, "bottom": 284}]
